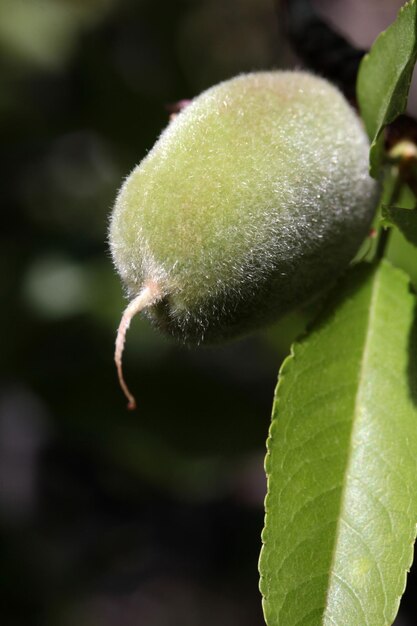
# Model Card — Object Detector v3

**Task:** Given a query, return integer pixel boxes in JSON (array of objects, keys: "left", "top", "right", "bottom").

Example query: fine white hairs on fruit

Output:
[{"left": 110, "top": 71, "right": 378, "bottom": 408}]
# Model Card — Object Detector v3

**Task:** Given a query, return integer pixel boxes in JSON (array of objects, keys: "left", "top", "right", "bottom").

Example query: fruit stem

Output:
[
  {"left": 376, "top": 167, "right": 403, "bottom": 261},
  {"left": 375, "top": 227, "right": 390, "bottom": 261},
  {"left": 115, "top": 282, "right": 162, "bottom": 410}
]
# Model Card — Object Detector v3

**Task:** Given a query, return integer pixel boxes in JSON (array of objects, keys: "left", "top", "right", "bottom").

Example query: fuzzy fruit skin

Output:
[{"left": 110, "top": 71, "right": 378, "bottom": 344}]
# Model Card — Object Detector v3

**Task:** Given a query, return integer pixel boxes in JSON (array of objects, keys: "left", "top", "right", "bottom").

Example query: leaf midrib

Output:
[{"left": 323, "top": 265, "right": 382, "bottom": 626}]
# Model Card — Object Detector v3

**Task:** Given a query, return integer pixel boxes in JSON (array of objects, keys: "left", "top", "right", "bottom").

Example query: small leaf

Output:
[
  {"left": 357, "top": 0, "right": 417, "bottom": 178},
  {"left": 382, "top": 204, "right": 417, "bottom": 247},
  {"left": 259, "top": 260, "right": 417, "bottom": 626}
]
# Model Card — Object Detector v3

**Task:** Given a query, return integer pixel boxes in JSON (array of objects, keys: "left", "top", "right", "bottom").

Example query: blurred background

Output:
[{"left": 2, "top": 1, "right": 417, "bottom": 625}]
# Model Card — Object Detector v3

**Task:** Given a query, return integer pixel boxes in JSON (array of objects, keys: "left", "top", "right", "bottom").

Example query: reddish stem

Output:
[{"left": 115, "top": 283, "right": 161, "bottom": 410}]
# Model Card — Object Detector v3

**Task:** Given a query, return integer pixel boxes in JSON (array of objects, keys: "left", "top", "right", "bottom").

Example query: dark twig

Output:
[{"left": 278, "top": 0, "right": 366, "bottom": 102}]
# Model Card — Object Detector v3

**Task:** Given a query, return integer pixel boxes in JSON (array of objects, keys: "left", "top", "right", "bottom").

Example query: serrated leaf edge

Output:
[{"left": 259, "top": 261, "right": 417, "bottom": 626}]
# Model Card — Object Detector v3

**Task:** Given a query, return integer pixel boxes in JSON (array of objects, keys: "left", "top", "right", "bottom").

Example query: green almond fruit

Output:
[{"left": 109, "top": 71, "right": 378, "bottom": 407}]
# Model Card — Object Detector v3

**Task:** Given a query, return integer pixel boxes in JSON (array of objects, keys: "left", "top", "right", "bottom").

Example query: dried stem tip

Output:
[{"left": 115, "top": 283, "right": 161, "bottom": 410}]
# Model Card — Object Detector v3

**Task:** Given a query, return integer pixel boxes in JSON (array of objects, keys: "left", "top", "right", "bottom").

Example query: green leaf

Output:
[
  {"left": 382, "top": 204, "right": 417, "bottom": 247},
  {"left": 259, "top": 260, "right": 417, "bottom": 626},
  {"left": 357, "top": 0, "right": 417, "bottom": 178}
]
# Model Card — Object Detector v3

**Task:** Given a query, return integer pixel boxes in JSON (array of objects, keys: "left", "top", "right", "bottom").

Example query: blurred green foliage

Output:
[{"left": 0, "top": 1, "right": 295, "bottom": 625}]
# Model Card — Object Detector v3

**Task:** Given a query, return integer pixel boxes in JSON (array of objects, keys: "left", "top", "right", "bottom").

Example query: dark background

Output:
[{"left": 1, "top": 1, "right": 417, "bottom": 625}]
